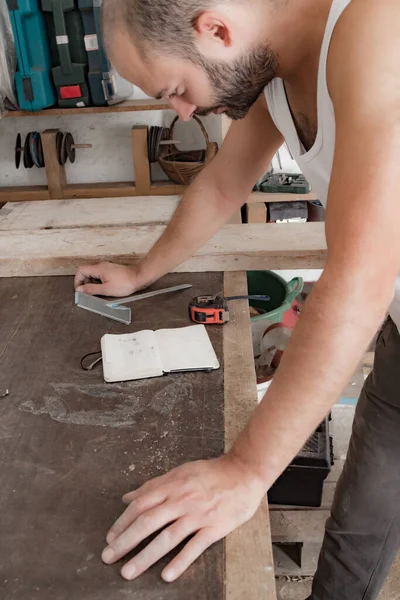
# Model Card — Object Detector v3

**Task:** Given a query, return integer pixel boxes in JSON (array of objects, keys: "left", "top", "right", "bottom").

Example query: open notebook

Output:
[{"left": 101, "top": 324, "right": 220, "bottom": 383}]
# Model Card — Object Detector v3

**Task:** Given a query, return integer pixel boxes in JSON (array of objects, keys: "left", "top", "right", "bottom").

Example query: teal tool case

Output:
[
  {"left": 42, "top": 0, "right": 90, "bottom": 107},
  {"left": 6, "top": 0, "right": 56, "bottom": 111}
]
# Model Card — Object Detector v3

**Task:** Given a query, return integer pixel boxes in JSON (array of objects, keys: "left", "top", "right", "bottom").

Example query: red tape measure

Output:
[{"left": 189, "top": 293, "right": 271, "bottom": 325}]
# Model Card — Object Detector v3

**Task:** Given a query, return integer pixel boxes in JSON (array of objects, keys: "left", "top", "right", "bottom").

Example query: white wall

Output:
[
  {"left": 269, "top": 142, "right": 301, "bottom": 175},
  {"left": 0, "top": 86, "right": 300, "bottom": 188},
  {"left": 0, "top": 87, "right": 222, "bottom": 186}
]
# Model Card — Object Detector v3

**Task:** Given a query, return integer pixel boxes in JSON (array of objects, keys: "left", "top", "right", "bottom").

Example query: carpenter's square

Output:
[{"left": 75, "top": 284, "right": 193, "bottom": 324}]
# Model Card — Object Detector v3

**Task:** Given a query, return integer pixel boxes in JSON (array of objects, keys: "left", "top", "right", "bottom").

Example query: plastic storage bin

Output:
[{"left": 268, "top": 416, "right": 333, "bottom": 507}]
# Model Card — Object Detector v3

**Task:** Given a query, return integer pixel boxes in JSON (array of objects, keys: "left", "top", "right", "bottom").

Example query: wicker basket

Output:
[{"left": 158, "top": 115, "right": 218, "bottom": 185}]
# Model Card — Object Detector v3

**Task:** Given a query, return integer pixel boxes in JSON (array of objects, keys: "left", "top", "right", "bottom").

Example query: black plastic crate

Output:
[{"left": 268, "top": 416, "right": 334, "bottom": 507}]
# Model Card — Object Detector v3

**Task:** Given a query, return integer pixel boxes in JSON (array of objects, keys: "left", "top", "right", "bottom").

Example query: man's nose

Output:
[{"left": 168, "top": 96, "right": 197, "bottom": 121}]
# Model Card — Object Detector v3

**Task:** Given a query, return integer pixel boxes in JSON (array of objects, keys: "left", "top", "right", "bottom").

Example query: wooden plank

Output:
[
  {"left": 273, "top": 541, "right": 322, "bottom": 577},
  {"left": 0, "top": 196, "right": 238, "bottom": 230},
  {"left": 67, "top": 182, "right": 136, "bottom": 199},
  {"left": 1, "top": 187, "right": 297, "bottom": 206},
  {"left": 270, "top": 510, "right": 329, "bottom": 543},
  {"left": 132, "top": 126, "right": 151, "bottom": 195},
  {"left": 0, "top": 273, "right": 225, "bottom": 599},
  {"left": 5, "top": 99, "right": 172, "bottom": 117},
  {"left": 0, "top": 186, "right": 50, "bottom": 202},
  {"left": 69, "top": 182, "right": 186, "bottom": 198},
  {"left": 245, "top": 202, "right": 267, "bottom": 224},
  {"left": 0, "top": 223, "right": 327, "bottom": 277},
  {"left": 0, "top": 182, "right": 186, "bottom": 203},
  {"left": 0, "top": 197, "right": 180, "bottom": 231},
  {"left": 224, "top": 272, "right": 276, "bottom": 600},
  {"left": 41, "top": 129, "right": 67, "bottom": 199},
  {"left": 227, "top": 211, "right": 242, "bottom": 225},
  {"left": 150, "top": 183, "right": 186, "bottom": 195},
  {"left": 248, "top": 191, "right": 318, "bottom": 203}
]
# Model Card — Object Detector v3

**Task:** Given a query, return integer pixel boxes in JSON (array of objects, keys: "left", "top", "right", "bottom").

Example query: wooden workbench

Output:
[{"left": 0, "top": 269, "right": 276, "bottom": 600}]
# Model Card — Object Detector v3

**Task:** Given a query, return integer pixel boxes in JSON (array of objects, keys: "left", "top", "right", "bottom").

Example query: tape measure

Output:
[{"left": 189, "top": 293, "right": 271, "bottom": 325}]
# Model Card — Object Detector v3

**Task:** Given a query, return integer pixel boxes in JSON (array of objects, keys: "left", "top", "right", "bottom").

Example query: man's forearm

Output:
[
  {"left": 136, "top": 170, "right": 243, "bottom": 288},
  {"left": 230, "top": 266, "right": 392, "bottom": 490}
]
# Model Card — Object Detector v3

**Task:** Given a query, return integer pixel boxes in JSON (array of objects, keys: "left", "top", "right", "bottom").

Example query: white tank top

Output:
[{"left": 264, "top": 0, "right": 400, "bottom": 331}]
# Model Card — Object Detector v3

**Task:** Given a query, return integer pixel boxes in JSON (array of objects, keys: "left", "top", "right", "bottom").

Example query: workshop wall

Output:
[{"left": 0, "top": 87, "right": 300, "bottom": 187}]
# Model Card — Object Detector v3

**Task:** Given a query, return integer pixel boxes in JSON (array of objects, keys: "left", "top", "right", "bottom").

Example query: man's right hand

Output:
[
  {"left": 74, "top": 261, "right": 146, "bottom": 297},
  {"left": 73, "top": 99, "right": 282, "bottom": 301}
]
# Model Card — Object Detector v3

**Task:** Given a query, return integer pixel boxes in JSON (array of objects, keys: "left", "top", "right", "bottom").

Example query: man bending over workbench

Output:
[{"left": 74, "top": 1, "right": 400, "bottom": 598}]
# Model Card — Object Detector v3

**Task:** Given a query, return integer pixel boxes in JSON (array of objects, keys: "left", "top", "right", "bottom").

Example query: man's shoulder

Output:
[
  {"left": 330, "top": 0, "right": 399, "bottom": 71},
  {"left": 328, "top": 0, "right": 400, "bottom": 112}
]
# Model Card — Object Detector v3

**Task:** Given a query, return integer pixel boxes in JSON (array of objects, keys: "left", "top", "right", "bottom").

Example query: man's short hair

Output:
[{"left": 104, "top": 0, "right": 230, "bottom": 60}]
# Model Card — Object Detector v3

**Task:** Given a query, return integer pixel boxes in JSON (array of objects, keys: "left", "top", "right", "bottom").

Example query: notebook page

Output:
[
  {"left": 101, "top": 330, "right": 163, "bottom": 383},
  {"left": 155, "top": 325, "right": 220, "bottom": 373}
]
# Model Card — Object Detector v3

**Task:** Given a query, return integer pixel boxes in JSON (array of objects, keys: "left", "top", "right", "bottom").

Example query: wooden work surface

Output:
[{"left": 0, "top": 273, "right": 225, "bottom": 600}]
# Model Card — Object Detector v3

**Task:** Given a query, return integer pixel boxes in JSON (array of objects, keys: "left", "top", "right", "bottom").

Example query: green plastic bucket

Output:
[{"left": 247, "top": 271, "right": 304, "bottom": 323}]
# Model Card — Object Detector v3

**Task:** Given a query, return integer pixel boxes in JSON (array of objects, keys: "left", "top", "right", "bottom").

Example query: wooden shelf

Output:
[
  {"left": 0, "top": 181, "right": 186, "bottom": 203},
  {"left": 5, "top": 99, "right": 172, "bottom": 118},
  {"left": 249, "top": 191, "right": 318, "bottom": 203},
  {"left": 0, "top": 126, "right": 185, "bottom": 202}
]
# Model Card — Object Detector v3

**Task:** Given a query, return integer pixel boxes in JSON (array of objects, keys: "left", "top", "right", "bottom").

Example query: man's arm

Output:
[
  {"left": 231, "top": 0, "right": 400, "bottom": 485},
  {"left": 74, "top": 96, "right": 283, "bottom": 296},
  {"left": 100, "top": 0, "right": 400, "bottom": 583}
]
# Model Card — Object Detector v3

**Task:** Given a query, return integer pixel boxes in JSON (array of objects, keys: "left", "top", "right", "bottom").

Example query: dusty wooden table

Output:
[{"left": 0, "top": 271, "right": 275, "bottom": 600}]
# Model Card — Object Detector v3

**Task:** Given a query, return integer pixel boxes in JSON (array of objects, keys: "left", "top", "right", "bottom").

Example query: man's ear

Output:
[{"left": 194, "top": 11, "right": 234, "bottom": 59}]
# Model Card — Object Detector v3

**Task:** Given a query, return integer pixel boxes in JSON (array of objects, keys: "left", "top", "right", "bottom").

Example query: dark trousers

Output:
[{"left": 309, "top": 317, "right": 400, "bottom": 600}]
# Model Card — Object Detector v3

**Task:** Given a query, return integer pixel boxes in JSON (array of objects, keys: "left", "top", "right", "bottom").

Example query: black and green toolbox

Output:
[
  {"left": 42, "top": 0, "right": 90, "bottom": 107},
  {"left": 78, "top": 0, "right": 125, "bottom": 105}
]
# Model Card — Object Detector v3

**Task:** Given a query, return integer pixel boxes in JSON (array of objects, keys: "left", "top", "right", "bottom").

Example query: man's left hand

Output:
[{"left": 101, "top": 455, "right": 266, "bottom": 582}]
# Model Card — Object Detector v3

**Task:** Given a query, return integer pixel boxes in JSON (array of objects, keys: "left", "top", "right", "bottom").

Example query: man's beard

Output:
[{"left": 195, "top": 43, "right": 279, "bottom": 120}]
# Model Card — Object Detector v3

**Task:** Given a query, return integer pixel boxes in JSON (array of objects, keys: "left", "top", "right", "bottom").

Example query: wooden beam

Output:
[
  {"left": 5, "top": 99, "right": 172, "bottom": 118},
  {"left": 67, "top": 182, "right": 185, "bottom": 198},
  {"left": 246, "top": 202, "right": 267, "bottom": 224},
  {"left": 0, "top": 186, "right": 50, "bottom": 202},
  {"left": 41, "top": 129, "right": 67, "bottom": 199},
  {"left": 0, "top": 223, "right": 327, "bottom": 277},
  {"left": 1, "top": 187, "right": 313, "bottom": 205},
  {"left": 0, "top": 182, "right": 186, "bottom": 202},
  {"left": 224, "top": 272, "right": 276, "bottom": 600},
  {"left": 66, "top": 182, "right": 137, "bottom": 199},
  {"left": 0, "top": 180, "right": 316, "bottom": 207},
  {"left": 150, "top": 183, "right": 186, "bottom": 195},
  {"left": 248, "top": 191, "right": 318, "bottom": 203},
  {"left": 270, "top": 510, "right": 329, "bottom": 544},
  {"left": 227, "top": 210, "right": 242, "bottom": 225},
  {"left": 132, "top": 126, "right": 151, "bottom": 195},
  {"left": 0, "top": 196, "right": 240, "bottom": 230}
]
